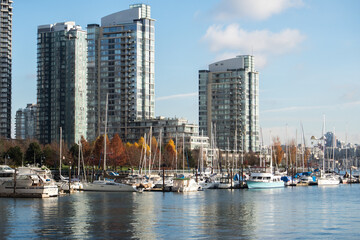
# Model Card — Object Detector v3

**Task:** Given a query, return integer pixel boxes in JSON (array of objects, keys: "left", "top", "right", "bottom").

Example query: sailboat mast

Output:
[
  {"left": 59, "top": 127, "right": 62, "bottom": 176},
  {"left": 175, "top": 133, "right": 178, "bottom": 173},
  {"left": 269, "top": 131, "right": 273, "bottom": 172},
  {"left": 183, "top": 133, "right": 185, "bottom": 174},
  {"left": 149, "top": 127, "right": 152, "bottom": 176},
  {"left": 78, "top": 139, "right": 81, "bottom": 176},
  {"left": 104, "top": 93, "right": 108, "bottom": 172},
  {"left": 332, "top": 127, "right": 336, "bottom": 172},
  {"left": 159, "top": 128, "right": 162, "bottom": 172},
  {"left": 235, "top": 128, "right": 237, "bottom": 171},
  {"left": 322, "top": 115, "right": 326, "bottom": 173},
  {"left": 286, "top": 124, "right": 288, "bottom": 170},
  {"left": 201, "top": 130, "right": 204, "bottom": 173}
]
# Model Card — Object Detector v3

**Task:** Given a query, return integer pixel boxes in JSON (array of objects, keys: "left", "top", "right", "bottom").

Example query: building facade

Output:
[
  {"left": 37, "top": 22, "right": 87, "bottom": 145},
  {"left": 15, "top": 104, "right": 37, "bottom": 140},
  {"left": 87, "top": 4, "right": 155, "bottom": 142},
  {"left": 0, "top": 0, "right": 12, "bottom": 138},
  {"left": 199, "top": 55, "right": 259, "bottom": 152},
  {"left": 126, "top": 116, "right": 209, "bottom": 150}
]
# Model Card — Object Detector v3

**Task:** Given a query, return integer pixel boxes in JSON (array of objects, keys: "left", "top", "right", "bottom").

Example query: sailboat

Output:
[
  {"left": 82, "top": 94, "right": 139, "bottom": 192},
  {"left": 317, "top": 118, "right": 340, "bottom": 186}
]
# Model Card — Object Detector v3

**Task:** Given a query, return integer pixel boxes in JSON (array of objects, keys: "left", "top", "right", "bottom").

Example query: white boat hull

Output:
[
  {"left": 218, "top": 183, "right": 232, "bottom": 189},
  {"left": 0, "top": 183, "right": 58, "bottom": 198},
  {"left": 317, "top": 179, "right": 340, "bottom": 185},
  {"left": 82, "top": 181, "right": 138, "bottom": 192},
  {"left": 172, "top": 178, "right": 200, "bottom": 192},
  {"left": 246, "top": 180, "right": 285, "bottom": 189}
]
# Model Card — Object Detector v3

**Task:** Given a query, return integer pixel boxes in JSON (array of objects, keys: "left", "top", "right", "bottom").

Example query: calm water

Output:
[{"left": 1, "top": 184, "right": 359, "bottom": 239}]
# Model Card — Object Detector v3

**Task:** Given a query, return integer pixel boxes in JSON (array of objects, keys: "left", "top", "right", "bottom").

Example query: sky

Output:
[{"left": 12, "top": 0, "right": 360, "bottom": 145}]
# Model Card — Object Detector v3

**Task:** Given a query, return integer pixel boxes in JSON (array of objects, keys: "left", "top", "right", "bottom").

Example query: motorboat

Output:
[
  {"left": 0, "top": 166, "right": 58, "bottom": 198},
  {"left": 218, "top": 176, "right": 233, "bottom": 189},
  {"left": 0, "top": 165, "right": 15, "bottom": 183},
  {"left": 297, "top": 175, "right": 317, "bottom": 186},
  {"left": 246, "top": 172, "right": 285, "bottom": 189},
  {"left": 317, "top": 174, "right": 340, "bottom": 185},
  {"left": 56, "top": 175, "right": 84, "bottom": 191},
  {"left": 172, "top": 177, "right": 201, "bottom": 192},
  {"left": 82, "top": 179, "right": 138, "bottom": 192}
]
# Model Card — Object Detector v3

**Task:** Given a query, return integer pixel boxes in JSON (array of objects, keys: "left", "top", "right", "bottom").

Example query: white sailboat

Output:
[
  {"left": 317, "top": 117, "right": 340, "bottom": 186},
  {"left": 82, "top": 93, "right": 139, "bottom": 192}
]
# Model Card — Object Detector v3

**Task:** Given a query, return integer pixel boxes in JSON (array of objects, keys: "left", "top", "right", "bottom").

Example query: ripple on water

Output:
[{"left": 1, "top": 185, "right": 360, "bottom": 239}]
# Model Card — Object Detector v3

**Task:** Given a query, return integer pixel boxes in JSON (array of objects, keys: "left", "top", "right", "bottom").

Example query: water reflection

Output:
[{"left": 0, "top": 185, "right": 360, "bottom": 239}]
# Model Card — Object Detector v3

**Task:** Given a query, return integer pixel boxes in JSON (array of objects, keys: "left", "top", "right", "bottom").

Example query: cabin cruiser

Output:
[
  {"left": 218, "top": 176, "right": 233, "bottom": 189},
  {"left": 172, "top": 177, "right": 201, "bottom": 192},
  {"left": 0, "top": 165, "right": 15, "bottom": 183},
  {"left": 198, "top": 176, "right": 219, "bottom": 189},
  {"left": 317, "top": 173, "right": 340, "bottom": 185},
  {"left": 0, "top": 166, "right": 58, "bottom": 198},
  {"left": 56, "top": 175, "right": 84, "bottom": 191},
  {"left": 246, "top": 172, "right": 285, "bottom": 189},
  {"left": 82, "top": 179, "right": 139, "bottom": 192}
]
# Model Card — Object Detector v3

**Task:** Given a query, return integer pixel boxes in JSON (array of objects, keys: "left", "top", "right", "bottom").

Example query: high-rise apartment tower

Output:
[
  {"left": 0, "top": 0, "right": 12, "bottom": 138},
  {"left": 87, "top": 4, "right": 155, "bottom": 142},
  {"left": 15, "top": 104, "right": 37, "bottom": 140},
  {"left": 199, "top": 55, "right": 259, "bottom": 152},
  {"left": 37, "top": 22, "right": 87, "bottom": 145}
]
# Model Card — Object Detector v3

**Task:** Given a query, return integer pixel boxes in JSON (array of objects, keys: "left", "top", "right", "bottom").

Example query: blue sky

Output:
[{"left": 12, "top": 0, "right": 360, "bottom": 145}]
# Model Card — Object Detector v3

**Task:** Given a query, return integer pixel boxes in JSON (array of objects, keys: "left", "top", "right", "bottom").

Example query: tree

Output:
[
  {"left": 69, "top": 143, "right": 79, "bottom": 167},
  {"left": 272, "top": 136, "right": 284, "bottom": 166},
  {"left": 164, "top": 139, "right": 176, "bottom": 168},
  {"left": 6, "top": 146, "right": 23, "bottom": 166},
  {"left": 25, "top": 142, "right": 42, "bottom": 165},
  {"left": 93, "top": 134, "right": 110, "bottom": 169},
  {"left": 109, "top": 133, "right": 127, "bottom": 169},
  {"left": 42, "top": 144, "right": 58, "bottom": 168},
  {"left": 244, "top": 151, "right": 258, "bottom": 166},
  {"left": 80, "top": 136, "right": 92, "bottom": 166},
  {"left": 289, "top": 140, "right": 297, "bottom": 166},
  {"left": 150, "top": 136, "right": 160, "bottom": 169},
  {"left": 125, "top": 142, "right": 141, "bottom": 167}
]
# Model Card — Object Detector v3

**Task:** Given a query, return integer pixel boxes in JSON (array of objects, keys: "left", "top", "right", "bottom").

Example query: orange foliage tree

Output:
[
  {"left": 93, "top": 134, "right": 110, "bottom": 169},
  {"left": 80, "top": 136, "right": 93, "bottom": 166},
  {"left": 125, "top": 142, "right": 141, "bottom": 168},
  {"left": 109, "top": 133, "right": 127, "bottom": 170},
  {"left": 272, "top": 136, "right": 284, "bottom": 166},
  {"left": 289, "top": 139, "right": 297, "bottom": 166}
]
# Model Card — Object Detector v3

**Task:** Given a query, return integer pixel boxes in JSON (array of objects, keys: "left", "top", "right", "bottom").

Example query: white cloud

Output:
[
  {"left": 204, "top": 24, "right": 305, "bottom": 54},
  {"left": 156, "top": 92, "right": 197, "bottom": 101},
  {"left": 202, "top": 24, "right": 305, "bottom": 68},
  {"left": 213, "top": 0, "right": 304, "bottom": 21}
]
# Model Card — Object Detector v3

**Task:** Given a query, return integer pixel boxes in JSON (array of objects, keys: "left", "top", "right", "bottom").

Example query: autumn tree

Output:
[
  {"left": 304, "top": 147, "right": 311, "bottom": 167},
  {"left": 93, "top": 134, "right": 110, "bottom": 169},
  {"left": 272, "top": 136, "right": 284, "bottom": 167},
  {"left": 80, "top": 136, "right": 92, "bottom": 166},
  {"left": 125, "top": 142, "right": 141, "bottom": 168},
  {"left": 151, "top": 136, "right": 159, "bottom": 169},
  {"left": 164, "top": 139, "right": 176, "bottom": 168},
  {"left": 109, "top": 133, "right": 127, "bottom": 170},
  {"left": 289, "top": 139, "right": 297, "bottom": 166}
]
